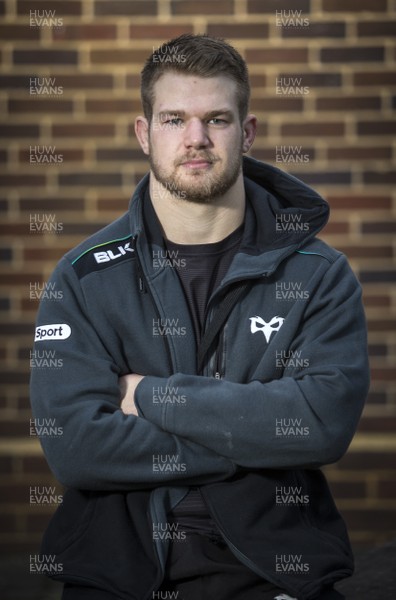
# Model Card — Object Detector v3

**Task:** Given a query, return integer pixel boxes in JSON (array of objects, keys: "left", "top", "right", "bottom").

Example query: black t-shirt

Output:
[
  {"left": 164, "top": 222, "right": 244, "bottom": 533},
  {"left": 165, "top": 224, "right": 244, "bottom": 344}
]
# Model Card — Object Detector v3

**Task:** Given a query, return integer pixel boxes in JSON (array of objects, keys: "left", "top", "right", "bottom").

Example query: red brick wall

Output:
[{"left": 1, "top": 0, "right": 395, "bottom": 553}]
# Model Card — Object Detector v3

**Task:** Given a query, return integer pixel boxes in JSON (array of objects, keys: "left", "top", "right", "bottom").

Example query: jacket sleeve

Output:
[
  {"left": 30, "top": 257, "right": 237, "bottom": 490},
  {"left": 135, "top": 254, "right": 370, "bottom": 469}
]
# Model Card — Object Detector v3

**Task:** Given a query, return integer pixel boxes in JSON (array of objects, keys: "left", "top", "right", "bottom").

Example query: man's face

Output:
[{"left": 140, "top": 72, "right": 247, "bottom": 203}]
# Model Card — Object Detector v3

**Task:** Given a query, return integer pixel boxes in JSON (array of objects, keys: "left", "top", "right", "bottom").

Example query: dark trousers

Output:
[{"left": 62, "top": 532, "right": 345, "bottom": 600}]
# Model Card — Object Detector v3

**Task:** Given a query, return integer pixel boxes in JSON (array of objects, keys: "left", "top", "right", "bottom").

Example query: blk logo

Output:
[{"left": 249, "top": 315, "right": 284, "bottom": 343}]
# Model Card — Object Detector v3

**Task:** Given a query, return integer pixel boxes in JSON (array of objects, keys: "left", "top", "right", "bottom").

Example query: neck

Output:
[{"left": 149, "top": 174, "right": 245, "bottom": 244}]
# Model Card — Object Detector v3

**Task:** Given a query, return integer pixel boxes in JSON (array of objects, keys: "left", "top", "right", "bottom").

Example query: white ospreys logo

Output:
[
  {"left": 274, "top": 595, "right": 298, "bottom": 600},
  {"left": 249, "top": 315, "right": 285, "bottom": 343}
]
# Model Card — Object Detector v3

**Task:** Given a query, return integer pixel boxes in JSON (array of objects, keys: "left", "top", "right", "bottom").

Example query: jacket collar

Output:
[{"left": 128, "top": 156, "right": 329, "bottom": 281}]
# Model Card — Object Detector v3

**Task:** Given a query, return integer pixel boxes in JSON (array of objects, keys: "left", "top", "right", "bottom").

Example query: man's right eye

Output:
[{"left": 165, "top": 117, "right": 183, "bottom": 126}]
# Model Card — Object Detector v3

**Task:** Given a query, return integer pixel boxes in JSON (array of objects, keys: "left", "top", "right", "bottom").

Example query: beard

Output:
[{"left": 148, "top": 136, "right": 244, "bottom": 204}]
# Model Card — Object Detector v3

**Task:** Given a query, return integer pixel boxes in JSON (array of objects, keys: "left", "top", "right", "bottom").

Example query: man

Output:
[{"left": 30, "top": 34, "right": 369, "bottom": 600}]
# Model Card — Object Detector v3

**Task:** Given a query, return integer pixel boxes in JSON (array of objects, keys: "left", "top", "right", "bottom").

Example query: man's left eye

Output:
[{"left": 208, "top": 118, "right": 227, "bottom": 125}]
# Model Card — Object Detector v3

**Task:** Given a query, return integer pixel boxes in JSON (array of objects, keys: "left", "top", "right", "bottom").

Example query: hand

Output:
[{"left": 119, "top": 373, "right": 145, "bottom": 416}]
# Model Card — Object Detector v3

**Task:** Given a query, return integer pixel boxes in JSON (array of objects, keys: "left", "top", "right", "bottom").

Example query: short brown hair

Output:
[{"left": 140, "top": 34, "right": 250, "bottom": 123}]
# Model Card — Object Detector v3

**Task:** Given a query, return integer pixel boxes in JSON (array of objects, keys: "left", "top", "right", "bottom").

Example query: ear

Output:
[
  {"left": 135, "top": 116, "right": 150, "bottom": 155},
  {"left": 242, "top": 113, "right": 257, "bottom": 153}
]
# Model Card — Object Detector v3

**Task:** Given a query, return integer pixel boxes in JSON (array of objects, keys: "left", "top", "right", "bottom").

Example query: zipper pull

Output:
[{"left": 132, "top": 235, "right": 146, "bottom": 293}]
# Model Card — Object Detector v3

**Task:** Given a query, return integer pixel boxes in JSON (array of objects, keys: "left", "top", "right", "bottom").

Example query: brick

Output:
[
  {"left": 0, "top": 248, "right": 12, "bottom": 261},
  {"left": 359, "top": 270, "right": 396, "bottom": 283},
  {"left": 97, "top": 198, "right": 129, "bottom": 212},
  {"left": 22, "top": 456, "right": 52, "bottom": 475},
  {"left": 20, "top": 198, "right": 84, "bottom": 212},
  {"left": 0, "top": 420, "right": 29, "bottom": 437},
  {"left": 0, "top": 323, "right": 35, "bottom": 337},
  {"left": 357, "top": 120, "right": 396, "bottom": 135},
  {"left": 367, "top": 319, "right": 396, "bottom": 331},
  {"left": 17, "top": 0, "right": 82, "bottom": 15},
  {"left": 53, "top": 24, "right": 117, "bottom": 41},
  {"left": 280, "top": 122, "right": 345, "bottom": 136},
  {"left": 326, "top": 195, "right": 391, "bottom": 210},
  {"left": 328, "top": 480, "right": 366, "bottom": 498},
  {"left": 316, "top": 96, "right": 381, "bottom": 111},
  {"left": 246, "top": 48, "right": 308, "bottom": 64},
  {"left": 0, "top": 483, "right": 29, "bottom": 503},
  {"left": 277, "top": 72, "right": 342, "bottom": 87},
  {"left": 366, "top": 390, "right": 387, "bottom": 403},
  {"left": 248, "top": 0, "right": 310, "bottom": 12},
  {"left": 13, "top": 49, "right": 78, "bottom": 66},
  {"left": 250, "top": 97, "right": 304, "bottom": 112},
  {"left": 85, "top": 99, "right": 141, "bottom": 113},
  {"left": 320, "top": 46, "right": 384, "bottom": 63},
  {"left": 327, "top": 146, "right": 391, "bottom": 160},
  {"left": 363, "top": 171, "right": 396, "bottom": 185},
  {"left": 62, "top": 223, "right": 108, "bottom": 236},
  {"left": 0, "top": 24, "right": 40, "bottom": 40},
  {"left": 58, "top": 173, "right": 122, "bottom": 186},
  {"left": 0, "top": 224, "right": 30, "bottom": 236},
  {"left": 291, "top": 171, "right": 351, "bottom": 185},
  {"left": 0, "top": 456, "right": 13, "bottom": 476},
  {"left": 90, "top": 48, "right": 149, "bottom": 65},
  {"left": 282, "top": 21, "right": 345, "bottom": 38},
  {"left": 250, "top": 75, "right": 267, "bottom": 88},
  {"left": 0, "top": 515, "right": 17, "bottom": 534},
  {"left": 363, "top": 295, "right": 391, "bottom": 308},
  {"left": 8, "top": 98, "right": 73, "bottom": 114},
  {"left": 54, "top": 74, "right": 114, "bottom": 90},
  {"left": 126, "top": 74, "right": 141, "bottom": 90},
  {"left": 338, "top": 246, "right": 392, "bottom": 259},
  {"left": 323, "top": 0, "right": 387, "bottom": 11},
  {"left": 0, "top": 175, "right": 46, "bottom": 187},
  {"left": 95, "top": 1, "right": 157, "bottom": 15},
  {"left": 171, "top": 0, "right": 233, "bottom": 15},
  {"left": 17, "top": 395, "right": 32, "bottom": 411},
  {"left": 321, "top": 221, "right": 350, "bottom": 235},
  {"left": 342, "top": 509, "right": 396, "bottom": 532},
  {"left": 378, "top": 480, "right": 396, "bottom": 498},
  {"left": 130, "top": 24, "right": 194, "bottom": 39},
  {"left": 357, "top": 21, "right": 396, "bottom": 37},
  {"left": 338, "top": 452, "right": 396, "bottom": 470},
  {"left": 354, "top": 71, "right": 396, "bottom": 86},
  {"left": 0, "top": 297, "right": 11, "bottom": 311},
  {"left": 22, "top": 247, "right": 65, "bottom": 263},
  {"left": 0, "top": 75, "right": 31, "bottom": 90},
  {"left": 96, "top": 148, "right": 144, "bottom": 161},
  {"left": 368, "top": 344, "right": 388, "bottom": 357},
  {"left": 357, "top": 416, "right": 396, "bottom": 432},
  {"left": 52, "top": 123, "right": 115, "bottom": 137},
  {"left": 0, "top": 124, "right": 40, "bottom": 138},
  {"left": 207, "top": 24, "right": 269, "bottom": 39}
]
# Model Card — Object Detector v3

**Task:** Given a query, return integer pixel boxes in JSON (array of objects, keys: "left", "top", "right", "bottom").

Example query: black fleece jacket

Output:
[{"left": 30, "top": 156, "right": 370, "bottom": 600}]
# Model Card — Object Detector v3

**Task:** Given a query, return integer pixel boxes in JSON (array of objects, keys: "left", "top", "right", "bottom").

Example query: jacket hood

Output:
[{"left": 241, "top": 155, "right": 329, "bottom": 253}]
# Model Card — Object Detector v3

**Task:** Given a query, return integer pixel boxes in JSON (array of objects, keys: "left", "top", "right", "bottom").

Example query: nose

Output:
[{"left": 183, "top": 118, "right": 210, "bottom": 149}]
